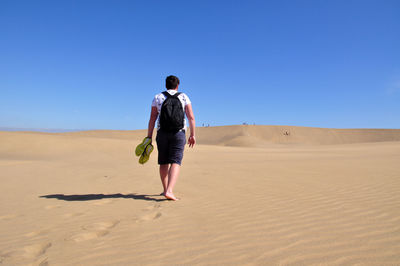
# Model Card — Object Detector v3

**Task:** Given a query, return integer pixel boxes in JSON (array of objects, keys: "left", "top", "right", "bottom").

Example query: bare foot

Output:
[{"left": 164, "top": 192, "right": 179, "bottom": 201}]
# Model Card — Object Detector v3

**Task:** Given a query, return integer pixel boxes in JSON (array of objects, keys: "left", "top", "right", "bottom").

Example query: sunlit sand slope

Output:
[
  {"left": 45, "top": 125, "right": 400, "bottom": 146},
  {"left": 0, "top": 127, "right": 399, "bottom": 265},
  {"left": 194, "top": 125, "right": 400, "bottom": 146}
]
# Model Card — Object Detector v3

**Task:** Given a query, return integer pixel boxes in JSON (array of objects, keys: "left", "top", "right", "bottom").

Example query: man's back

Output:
[{"left": 152, "top": 89, "right": 191, "bottom": 131}]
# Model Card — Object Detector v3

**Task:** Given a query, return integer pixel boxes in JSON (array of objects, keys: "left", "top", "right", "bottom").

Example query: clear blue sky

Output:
[{"left": 1, "top": 0, "right": 399, "bottom": 130}]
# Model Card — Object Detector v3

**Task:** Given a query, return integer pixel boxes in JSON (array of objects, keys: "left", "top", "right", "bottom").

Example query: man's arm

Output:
[
  {"left": 185, "top": 104, "right": 196, "bottom": 147},
  {"left": 147, "top": 106, "right": 158, "bottom": 139}
]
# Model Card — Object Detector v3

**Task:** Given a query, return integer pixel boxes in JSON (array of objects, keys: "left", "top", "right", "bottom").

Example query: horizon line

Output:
[{"left": 1, "top": 124, "right": 400, "bottom": 133}]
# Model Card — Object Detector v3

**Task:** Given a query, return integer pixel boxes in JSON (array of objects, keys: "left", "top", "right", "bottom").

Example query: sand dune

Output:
[
  {"left": 0, "top": 126, "right": 399, "bottom": 265},
  {"left": 194, "top": 125, "right": 400, "bottom": 146},
  {"left": 61, "top": 125, "right": 400, "bottom": 146},
  {"left": 7, "top": 125, "right": 399, "bottom": 147}
]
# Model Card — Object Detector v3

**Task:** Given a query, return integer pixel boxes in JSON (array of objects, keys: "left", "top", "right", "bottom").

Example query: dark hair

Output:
[{"left": 165, "top": 75, "right": 180, "bottom": 90}]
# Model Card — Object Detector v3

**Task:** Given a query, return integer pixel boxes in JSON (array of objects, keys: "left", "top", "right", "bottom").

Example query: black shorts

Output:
[{"left": 156, "top": 130, "right": 186, "bottom": 165}]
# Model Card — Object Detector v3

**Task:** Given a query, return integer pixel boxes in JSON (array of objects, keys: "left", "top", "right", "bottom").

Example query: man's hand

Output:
[{"left": 188, "top": 136, "right": 196, "bottom": 148}]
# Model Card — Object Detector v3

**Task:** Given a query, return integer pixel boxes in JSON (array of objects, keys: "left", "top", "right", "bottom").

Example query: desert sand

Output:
[{"left": 1, "top": 125, "right": 399, "bottom": 265}]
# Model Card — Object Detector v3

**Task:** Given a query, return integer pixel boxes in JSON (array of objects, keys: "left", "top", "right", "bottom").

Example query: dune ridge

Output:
[
  {"left": 64, "top": 125, "right": 400, "bottom": 146},
  {"left": 195, "top": 125, "right": 400, "bottom": 146},
  {"left": 4, "top": 125, "right": 399, "bottom": 147}
]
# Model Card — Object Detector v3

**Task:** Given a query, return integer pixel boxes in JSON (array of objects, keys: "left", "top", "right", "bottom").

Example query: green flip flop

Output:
[
  {"left": 135, "top": 137, "right": 152, "bottom": 157},
  {"left": 139, "top": 143, "right": 154, "bottom": 164}
]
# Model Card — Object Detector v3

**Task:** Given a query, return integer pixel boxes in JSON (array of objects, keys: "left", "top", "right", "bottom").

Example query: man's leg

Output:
[
  {"left": 159, "top": 164, "right": 169, "bottom": 195},
  {"left": 156, "top": 130, "right": 170, "bottom": 195},
  {"left": 164, "top": 163, "right": 180, "bottom": 201}
]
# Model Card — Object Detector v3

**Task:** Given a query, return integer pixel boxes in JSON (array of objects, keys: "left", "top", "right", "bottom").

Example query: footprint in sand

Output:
[
  {"left": 1, "top": 244, "right": 49, "bottom": 265},
  {"left": 81, "top": 221, "right": 119, "bottom": 231},
  {"left": 23, "top": 242, "right": 51, "bottom": 258},
  {"left": 135, "top": 203, "right": 163, "bottom": 223},
  {"left": 68, "top": 220, "right": 119, "bottom": 242},
  {"left": 25, "top": 229, "right": 50, "bottom": 238},
  {"left": 143, "top": 203, "right": 161, "bottom": 211},
  {"left": 63, "top": 212, "right": 85, "bottom": 218}
]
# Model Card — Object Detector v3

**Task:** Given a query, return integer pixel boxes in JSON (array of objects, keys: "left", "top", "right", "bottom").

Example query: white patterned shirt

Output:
[{"left": 151, "top": 90, "right": 191, "bottom": 131}]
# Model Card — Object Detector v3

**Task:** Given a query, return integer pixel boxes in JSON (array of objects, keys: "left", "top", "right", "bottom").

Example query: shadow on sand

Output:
[{"left": 39, "top": 193, "right": 167, "bottom": 202}]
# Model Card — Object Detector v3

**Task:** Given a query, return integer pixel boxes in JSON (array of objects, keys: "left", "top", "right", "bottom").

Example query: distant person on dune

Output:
[{"left": 146, "top": 75, "right": 196, "bottom": 201}]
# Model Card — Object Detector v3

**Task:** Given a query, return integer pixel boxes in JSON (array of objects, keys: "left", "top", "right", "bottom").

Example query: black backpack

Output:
[{"left": 159, "top": 91, "right": 185, "bottom": 132}]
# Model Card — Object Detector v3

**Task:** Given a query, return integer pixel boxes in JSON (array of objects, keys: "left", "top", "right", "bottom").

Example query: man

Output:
[{"left": 147, "top": 75, "right": 196, "bottom": 201}]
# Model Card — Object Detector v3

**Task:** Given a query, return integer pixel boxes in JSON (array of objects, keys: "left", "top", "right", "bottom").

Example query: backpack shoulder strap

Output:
[{"left": 162, "top": 91, "right": 181, "bottom": 98}]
